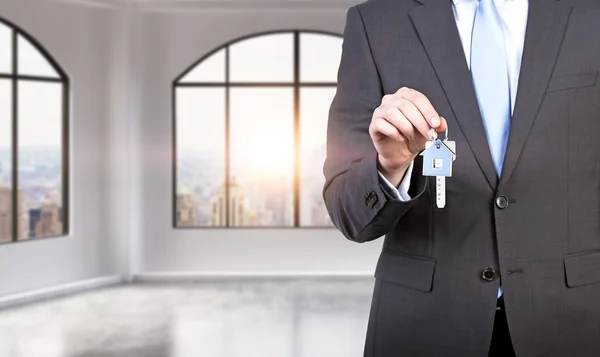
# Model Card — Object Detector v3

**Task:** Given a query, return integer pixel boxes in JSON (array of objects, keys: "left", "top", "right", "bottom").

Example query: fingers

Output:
[
  {"left": 393, "top": 87, "right": 444, "bottom": 133},
  {"left": 373, "top": 88, "right": 447, "bottom": 143},
  {"left": 372, "top": 106, "right": 420, "bottom": 142},
  {"left": 382, "top": 95, "right": 432, "bottom": 140},
  {"left": 369, "top": 113, "right": 405, "bottom": 142},
  {"left": 396, "top": 87, "right": 440, "bottom": 127}
]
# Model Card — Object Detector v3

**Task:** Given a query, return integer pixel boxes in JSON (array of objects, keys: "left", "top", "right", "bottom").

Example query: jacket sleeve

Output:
[{"left": 323, "top": 6, "right": 428, "bottom": 243}]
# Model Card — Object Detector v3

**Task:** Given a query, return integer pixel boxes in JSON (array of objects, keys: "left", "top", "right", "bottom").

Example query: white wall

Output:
[
  {"left": 0, "top": 0, "right": 118, "bottom": 296},
  {"left": 136, "top": 1, "right": 384, "bottom": 275},
  {"left": 104, "top": 3, "right": 144, "bottom": 282}
]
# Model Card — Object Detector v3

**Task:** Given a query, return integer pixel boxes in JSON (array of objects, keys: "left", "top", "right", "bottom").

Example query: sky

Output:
[
  {"left": 0, "top": 80, "right": 63, "bottom": 148},
  {"left": 180, "top": 32, "right": 341, "bottom": 85},
  {"left": 0, "top": 24, "right": 11, "bottom": 74},
  {"left": 1, "top": 24, "right": 63, "bottom": 149},
  {"left": 174, "top": 32, "right": 341, "bottom": 176},
  {"left": 176, "top": 86, "right": 335, "bottom": 180}
]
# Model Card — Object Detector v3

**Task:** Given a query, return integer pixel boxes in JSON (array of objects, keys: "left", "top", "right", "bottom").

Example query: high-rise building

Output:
[
  {"left": 31, "top": 200, "right": 62, "bottom": 238},
  {"left": 209, "top": 177, "right": 248, "bottom": 227},
  {"left": 176, "top": 194, "right": 197, "bottom": 227},
  {"left": 28, "top": 208, "right": 41, "bottom": 238},
  {"left": 259, "top": 174, "right": 293, "bottom": 226},
  {"left": 0, "top": 185, "right": 26, "bottom": 243},
  {"left": 0, "top": 185, "right": 11, "bottom": 243},
  {"left": 49, "top": 189, "right": 61, "bottom": 207}
]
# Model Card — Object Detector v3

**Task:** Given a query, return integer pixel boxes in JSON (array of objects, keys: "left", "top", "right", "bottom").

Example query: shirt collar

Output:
[{"left": 452, "top": 0, "right": 515, "bottom": 4}]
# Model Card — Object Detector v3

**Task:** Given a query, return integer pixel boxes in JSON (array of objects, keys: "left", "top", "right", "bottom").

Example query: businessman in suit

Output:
[{"left": 323, "top": 0, "right": 600, "bottom": 356}]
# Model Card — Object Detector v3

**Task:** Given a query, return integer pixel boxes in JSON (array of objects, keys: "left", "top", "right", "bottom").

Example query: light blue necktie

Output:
[{"left": 470, "top": 0, "right": 510, "bottom": 298}]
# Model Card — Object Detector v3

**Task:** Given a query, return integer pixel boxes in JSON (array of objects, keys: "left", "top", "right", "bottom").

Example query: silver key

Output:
[{"left": 421, "top": 126, "right": 457, "bottom": 208}]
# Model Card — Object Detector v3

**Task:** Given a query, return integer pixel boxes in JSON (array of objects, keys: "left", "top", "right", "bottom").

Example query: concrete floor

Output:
[{"left": 0, "top": 279, "right": 375, "bottom": 357}]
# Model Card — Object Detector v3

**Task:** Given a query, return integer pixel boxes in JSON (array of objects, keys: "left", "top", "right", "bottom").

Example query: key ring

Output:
[{"left": 430, "top": 125, "right": 448, "bottom": 142}]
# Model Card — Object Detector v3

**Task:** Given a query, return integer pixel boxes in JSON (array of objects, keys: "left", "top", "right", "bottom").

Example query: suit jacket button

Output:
[
  {"left": 481, "top": 268, "right": 497, "bottom": 282},
  {"left": 365, "top": 191, "right": 378, "bottom": 208},
  {"left": 495, "top": 196, "right": 509, "bottom": 209}
]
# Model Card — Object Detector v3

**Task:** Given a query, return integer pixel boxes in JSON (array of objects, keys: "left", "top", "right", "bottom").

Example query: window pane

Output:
[
  {"left": 230, "top": 88, "right": 294, "bottom": 227},
  {"left": 17, "top": 81, "right": 64, "bottom": 240},
  {"left": 179, "top": 49, "right": 226, "bottom": 84},
  {"left": 0, "top": 80, "right": 12, "bottom": 243},
  {"left": 300, "top": 87, "right": 335, "bottom": 227},
  {"left": 230, "top": 34, "right": 294, "bottom": 83},
  {"left": 176, "top": 87, "right": 226, "bottom": 227},
  {"left": 300, "top": 33, "right": 342, "bottom": 83},
  {"left": 0, "top": 23, "right": 11, "bottom": 75},
  {"left": 17, "top": 34, "right": 59, "bottom": 78}
]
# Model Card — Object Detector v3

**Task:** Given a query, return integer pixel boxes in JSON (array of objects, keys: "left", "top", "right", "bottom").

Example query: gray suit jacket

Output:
[{"left": 323, "top": 0, "right": 600, "bottom": 356}]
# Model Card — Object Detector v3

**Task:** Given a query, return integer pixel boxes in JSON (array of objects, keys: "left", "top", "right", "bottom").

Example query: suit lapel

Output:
[
  {"left": 410, "top": 0, "right": 498, "bottom": 191},
  {"left": 499, "top": 0, "right": 572, "bottom": 188}
]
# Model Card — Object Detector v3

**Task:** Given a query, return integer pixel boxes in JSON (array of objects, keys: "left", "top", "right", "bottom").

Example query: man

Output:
[{"left": 323, "top": 0, "right": 600, "bottom": 356}]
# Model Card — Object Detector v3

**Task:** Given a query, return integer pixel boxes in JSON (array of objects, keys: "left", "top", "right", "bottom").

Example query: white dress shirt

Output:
[{"left": 379, "top": 0, "right": 529, "bottom": 199}]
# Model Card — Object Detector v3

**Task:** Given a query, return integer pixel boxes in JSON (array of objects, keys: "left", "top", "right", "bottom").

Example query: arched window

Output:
[
  {"left": 0, "top": 18, "right": 69, "bottom": 243},
  {"left": 174, "top": 31, "right": 341, "bottom": 228}
]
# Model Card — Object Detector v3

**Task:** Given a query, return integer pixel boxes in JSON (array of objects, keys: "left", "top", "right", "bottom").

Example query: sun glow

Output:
[
  {"left": 230, "top": 87, "right": 295, "bottom": 180},
  {"left": 247, "top": 133, "right": 294, "bottom": 177}
]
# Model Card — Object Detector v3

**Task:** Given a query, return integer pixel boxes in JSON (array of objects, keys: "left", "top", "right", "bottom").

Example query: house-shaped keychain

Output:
[{"left": 421, "top": 139, "right": 456, "bottom": 177}]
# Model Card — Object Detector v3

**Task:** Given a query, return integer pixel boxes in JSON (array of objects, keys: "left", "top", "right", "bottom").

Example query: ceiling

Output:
[{"left": 53, "top": 0, "right": 360, "bottom": 10}]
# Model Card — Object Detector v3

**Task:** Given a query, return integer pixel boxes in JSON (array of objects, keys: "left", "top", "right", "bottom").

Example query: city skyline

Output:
[
  {"left": 176, "top": 141, "right": 331, "bottom": 228},
  {"left": 0, "top": 146, "right": 65, "bottom": 241}
]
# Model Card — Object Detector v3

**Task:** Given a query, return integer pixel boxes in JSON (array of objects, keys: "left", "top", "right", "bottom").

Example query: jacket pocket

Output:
[
  {"left": 374, "top": 249, "right": 436, "bottom": 292},
  {"left": 547, "top": 71, "right": 598, "bottom": 92},
  {"left": 564, "top": 249, "right": 600, "bottom": 288}
]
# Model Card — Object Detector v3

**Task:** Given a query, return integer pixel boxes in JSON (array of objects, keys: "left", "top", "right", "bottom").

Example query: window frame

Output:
[
  {"left": 0, "top": 17, "right": 70, "bottom": 244},
  {"left": 173, "top": 30, "right": 341, "bottom": 229}
]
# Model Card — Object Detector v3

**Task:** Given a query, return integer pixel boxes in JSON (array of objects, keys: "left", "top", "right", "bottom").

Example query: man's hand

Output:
[{"left": 369, "top": 87, "right": 448, "bottom": 187}]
